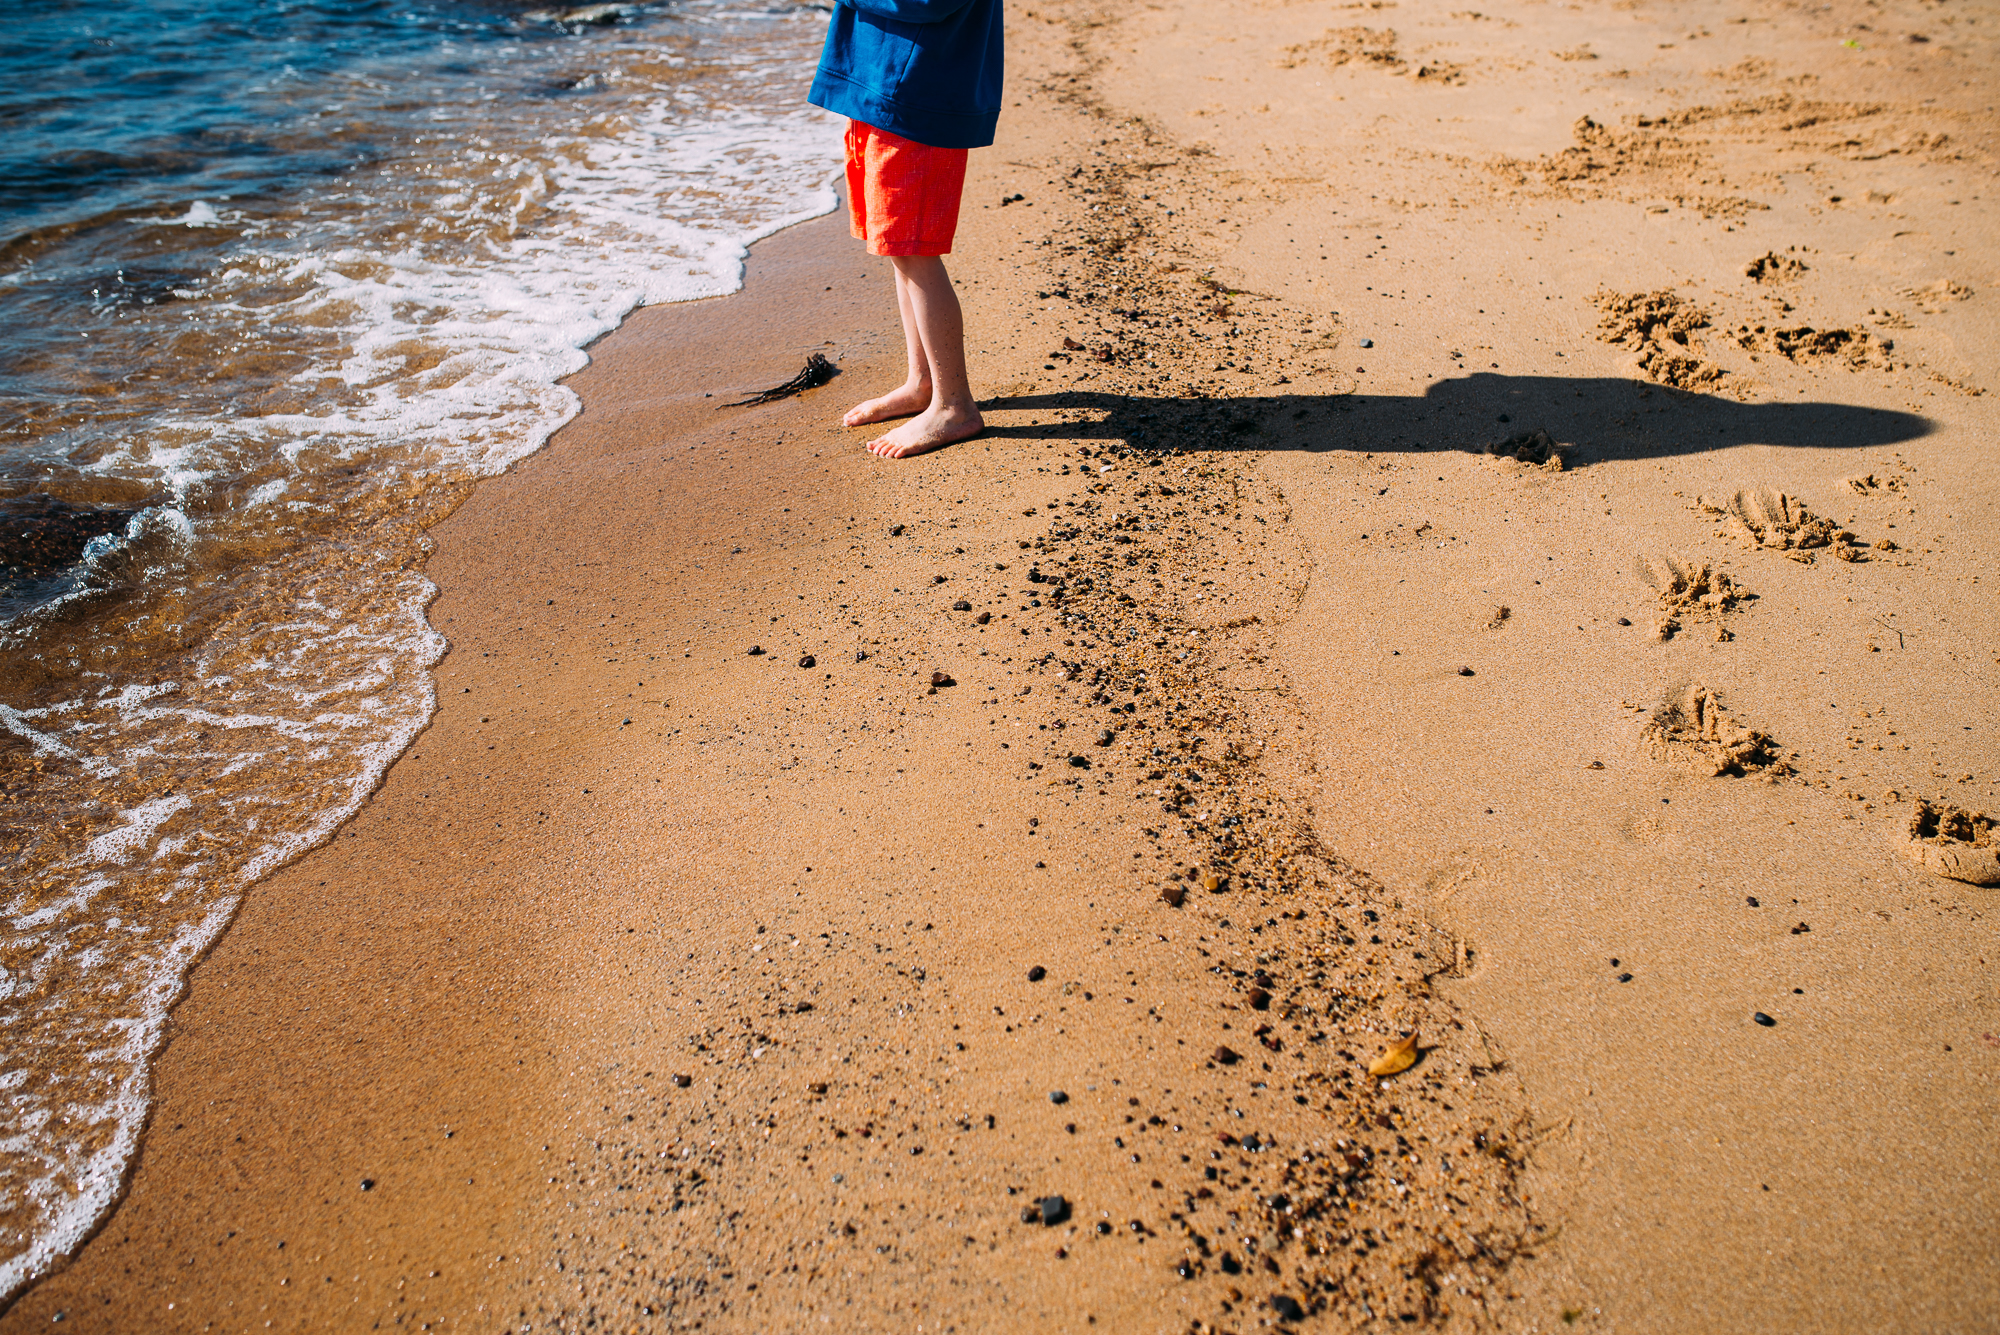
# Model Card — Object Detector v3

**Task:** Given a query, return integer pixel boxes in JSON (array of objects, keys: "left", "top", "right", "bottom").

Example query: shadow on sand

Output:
[{"left": 979, "top": 372, "right": 1933, "bottom": 465}]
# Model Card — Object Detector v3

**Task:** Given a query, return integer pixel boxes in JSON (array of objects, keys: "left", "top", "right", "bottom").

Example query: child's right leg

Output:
[{"left": 841, "top": 266, "right": 933, "bottom": 429}]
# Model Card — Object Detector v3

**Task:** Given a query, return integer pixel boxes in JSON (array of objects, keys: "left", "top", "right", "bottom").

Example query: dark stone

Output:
[
  {"left": 1160, "top": 885, "right": 1186, "bottom": 908},
  {"left": 856, "top": 650, "right": 869, "bottom": 662},
  {"left": 1617, "top": 617, "right": 1632, "bottom": 626},
  {"left": 1214, "top": 1046, "right": 1241, "bottom": 1065},
  {"left": 1049, "top": 1090, "right": 1068, "bottom": 1104},
  {"left": 977, "top": 611, "right": 992, "bottom": 624},
  {"left": 794, "top": 1001, "right": 815, "bottom": 1012},
  {"left": 1791, "top": 921, "right": 1811, "bottom": 934},
  {"left": 798, "top": 655, "right": 816, "bottom": 669},
  {"left": 1754, "top": 1012, "right": 1777, "bottom": 1027},
  {"left": 1096, "top": 1221, "right": 1112, "bottom": 1235},
  {"left": 1028, "top": 966, "right": 1047, "bottom": 982},
  {"left": 1747, "top": 896, "right": 1759, "bottom": 907},
  {"left": 1067, "top": 755, "right": 1090, "bottom": 769},
  {"left": 360, "top": 1179, "right": 375, "bottom": 1191},
  {"left": 1272, "top": 1294, "right": 1306, "bottom": 1322},
  {"left": 1220, "top": 1252, "right": 1242, "bottom": 1274},
  {"left": 1247, "top": 987, "right": 1271, "bottom": 1010},
  {"left": 890, "top": 524, "right": 906, "bottom": 536},
  {"left": 931, "top": 671, "right": 955, "bottom": 687},
  {"left": 747, "top": 646, "right": 764, "bottom": 656},
  {"left": 0, "top": 496, "right": 141, "bottom": 579},
  {"left": 1618, "top": 973, "right": 1633, "bottom": 983},
  {"left": 1039, "top": 1195, "right": 1070, "bottom": 1226},
  {"left": 1458, "top": 665, "right": 1475, "bottom": 676},
  {"left": 672, "top": 1073, "right": 693, "bottom": 1088}
]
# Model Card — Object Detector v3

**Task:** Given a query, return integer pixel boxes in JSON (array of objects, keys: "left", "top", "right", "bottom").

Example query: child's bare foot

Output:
[
  {"left": 866, "top": 402, "right": 984, "bottom": 459},
  {"left": 842, "top": 380, "right": 932, "bottom": 428}
]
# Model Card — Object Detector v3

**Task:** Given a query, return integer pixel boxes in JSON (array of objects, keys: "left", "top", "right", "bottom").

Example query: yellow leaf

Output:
[{"left": 1368, "top": 1032, "right": 1419, "bottom": 1078}]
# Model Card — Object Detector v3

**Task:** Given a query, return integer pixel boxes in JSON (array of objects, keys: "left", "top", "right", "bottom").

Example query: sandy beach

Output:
[{"left": 4, "top": 0, "right": 1995, "bottom": 1330}]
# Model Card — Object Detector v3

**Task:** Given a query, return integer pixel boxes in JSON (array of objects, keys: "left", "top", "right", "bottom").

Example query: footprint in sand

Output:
[
  {"left": 1842, "top": 472, "right": 1906, "bottom": 496},
  {"left": 1899, "top": 279, "right": 1974, "bottom": 314},
  {"left": 1483, "top": 428, "right": 1567, "bottom": 470},
  {"left": 1901, "top": 800, "right": 2000, "bottom": 886},
  {"left": 1634, "top": 553, "right": 1745, "bottom": 641},
  {"left": 1642, "top": 683, "right": 1783, "bottom": 777},
  {"left": 1696, "top": 486, "right": 1866, "bottom": 564},
  {"left": 1744, "top": 251, "right": 1808, "bottom": 283}
]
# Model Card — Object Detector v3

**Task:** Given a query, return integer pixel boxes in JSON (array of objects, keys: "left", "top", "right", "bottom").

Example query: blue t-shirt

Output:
[{"left": 808, "top": 0, "right": 1004, "bottom": 150}]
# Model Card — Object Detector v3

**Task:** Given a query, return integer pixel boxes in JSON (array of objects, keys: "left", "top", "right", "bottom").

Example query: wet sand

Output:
[{"left": 5, "top": 0, "right": 1997, "bottom": 1330}]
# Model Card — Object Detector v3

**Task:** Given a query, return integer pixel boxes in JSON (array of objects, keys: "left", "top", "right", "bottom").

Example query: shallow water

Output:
[{"left": 0, "top": 0, "right": 839, "bottom": 1299}]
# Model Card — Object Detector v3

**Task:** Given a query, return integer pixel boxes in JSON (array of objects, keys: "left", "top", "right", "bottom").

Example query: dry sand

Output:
[{"left": 4, "top": 0, "right": 1995, "bottom": 1331}]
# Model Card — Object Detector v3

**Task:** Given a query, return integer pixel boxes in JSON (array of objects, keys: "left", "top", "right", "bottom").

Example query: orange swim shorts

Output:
[{"left": 844, "top": 120, "right": 969, "bottom": 257}]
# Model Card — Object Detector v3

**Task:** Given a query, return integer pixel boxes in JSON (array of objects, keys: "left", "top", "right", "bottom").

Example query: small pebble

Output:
[
  {"left": 1746, "top": 896, "right": 1760, "bottom": 907},
  {"left": 672, "top": 1073, "right": 692, "bottom": 1088},
  {"left": 1457, "top": 665, "right": 1475, "bottom": 676},
  {"left": 1067, "top": 755, "right": 1090, "bottom": 768},
  {"left": 931, "top": 671, "right": 955, "bottom": 687},
  {"left": 360, "top": 1179, "right": 375, "bottom": 1192},
  {"left": 1272, "top": 1294, "right": 1307, "bottom": 1322},
  {"left": 798, "top": 655, "right": 815, "bottom": 669},
  {"left": 855, "top": 649, "right": 868, "bottom": 662},
  {"left": 746, "top": 645, "right": 764, "bottom": 656},
  {"left": 1246, "top": 987, "right": 1271, "bottom": 1010},
  {"left": 976, "top": 611, "right": 992, "bottom": 624},
  {"left": 1160, "top": 885, "right": 1187, "bottom": 908},
  {"left": 1028, "top": 965, "right": 1047, "bottom": 982},
  {"left": 953, "top": 600, "right": 972, "bottom": 612},
  {"left": 1039, "top": 1194, "right": 1070, "bottom": 1225},
  {"left": 1358, "top": 338, "right": 1373, "bottom": 348},
  {"left": 889, "top": 524, "right": 905, "bottom": 536},
  {"left": 1617, "top": 617, "right": 1632, "bottom": 626},
  {"left": 1618, "top": 972, "right": 1633, "bottom": 983},
  {"left": 1214, "top": 1045, "right": 1242, "bottom": 1065},
  {"left": 1049, "top": 1089, "right": 1068, "bottom": 1104},
  {"left": 1754, "top": 1012, "right": 1776, "bottom": 1027}
]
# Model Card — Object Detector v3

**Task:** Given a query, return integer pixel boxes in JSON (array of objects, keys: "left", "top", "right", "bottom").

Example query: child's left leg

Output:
[{"left": 863, "top": 255, "right": 982, "bottom": 459}]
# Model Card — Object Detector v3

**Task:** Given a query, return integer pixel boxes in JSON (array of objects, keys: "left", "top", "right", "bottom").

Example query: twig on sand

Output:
[{"left": 719, "top": 353, "right": 838, "bottom": 408}]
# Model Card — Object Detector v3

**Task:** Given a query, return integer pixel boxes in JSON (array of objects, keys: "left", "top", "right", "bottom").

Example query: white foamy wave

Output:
[{"left": 1, "top": 13, "right": 843, "bottom": 1303}]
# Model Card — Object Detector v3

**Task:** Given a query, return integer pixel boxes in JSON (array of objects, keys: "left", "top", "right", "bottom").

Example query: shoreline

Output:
[{"left": 7, "top": 0, "right": 1997, "bottom": 1329}]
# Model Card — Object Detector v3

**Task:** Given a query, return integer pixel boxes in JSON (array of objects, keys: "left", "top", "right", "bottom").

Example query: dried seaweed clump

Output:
[
  {"left": 1903, "top": 800, "right": 2000, "bottom": 886},
  {"left": 720, "top": 352, "right": 837, "bottom": 408},
  {"left": 1593, "top": 289, "right": 1725, "bottom": 389},
  {"left": 1643, "top": 684, "right": 1781, "bottom": 777}
]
